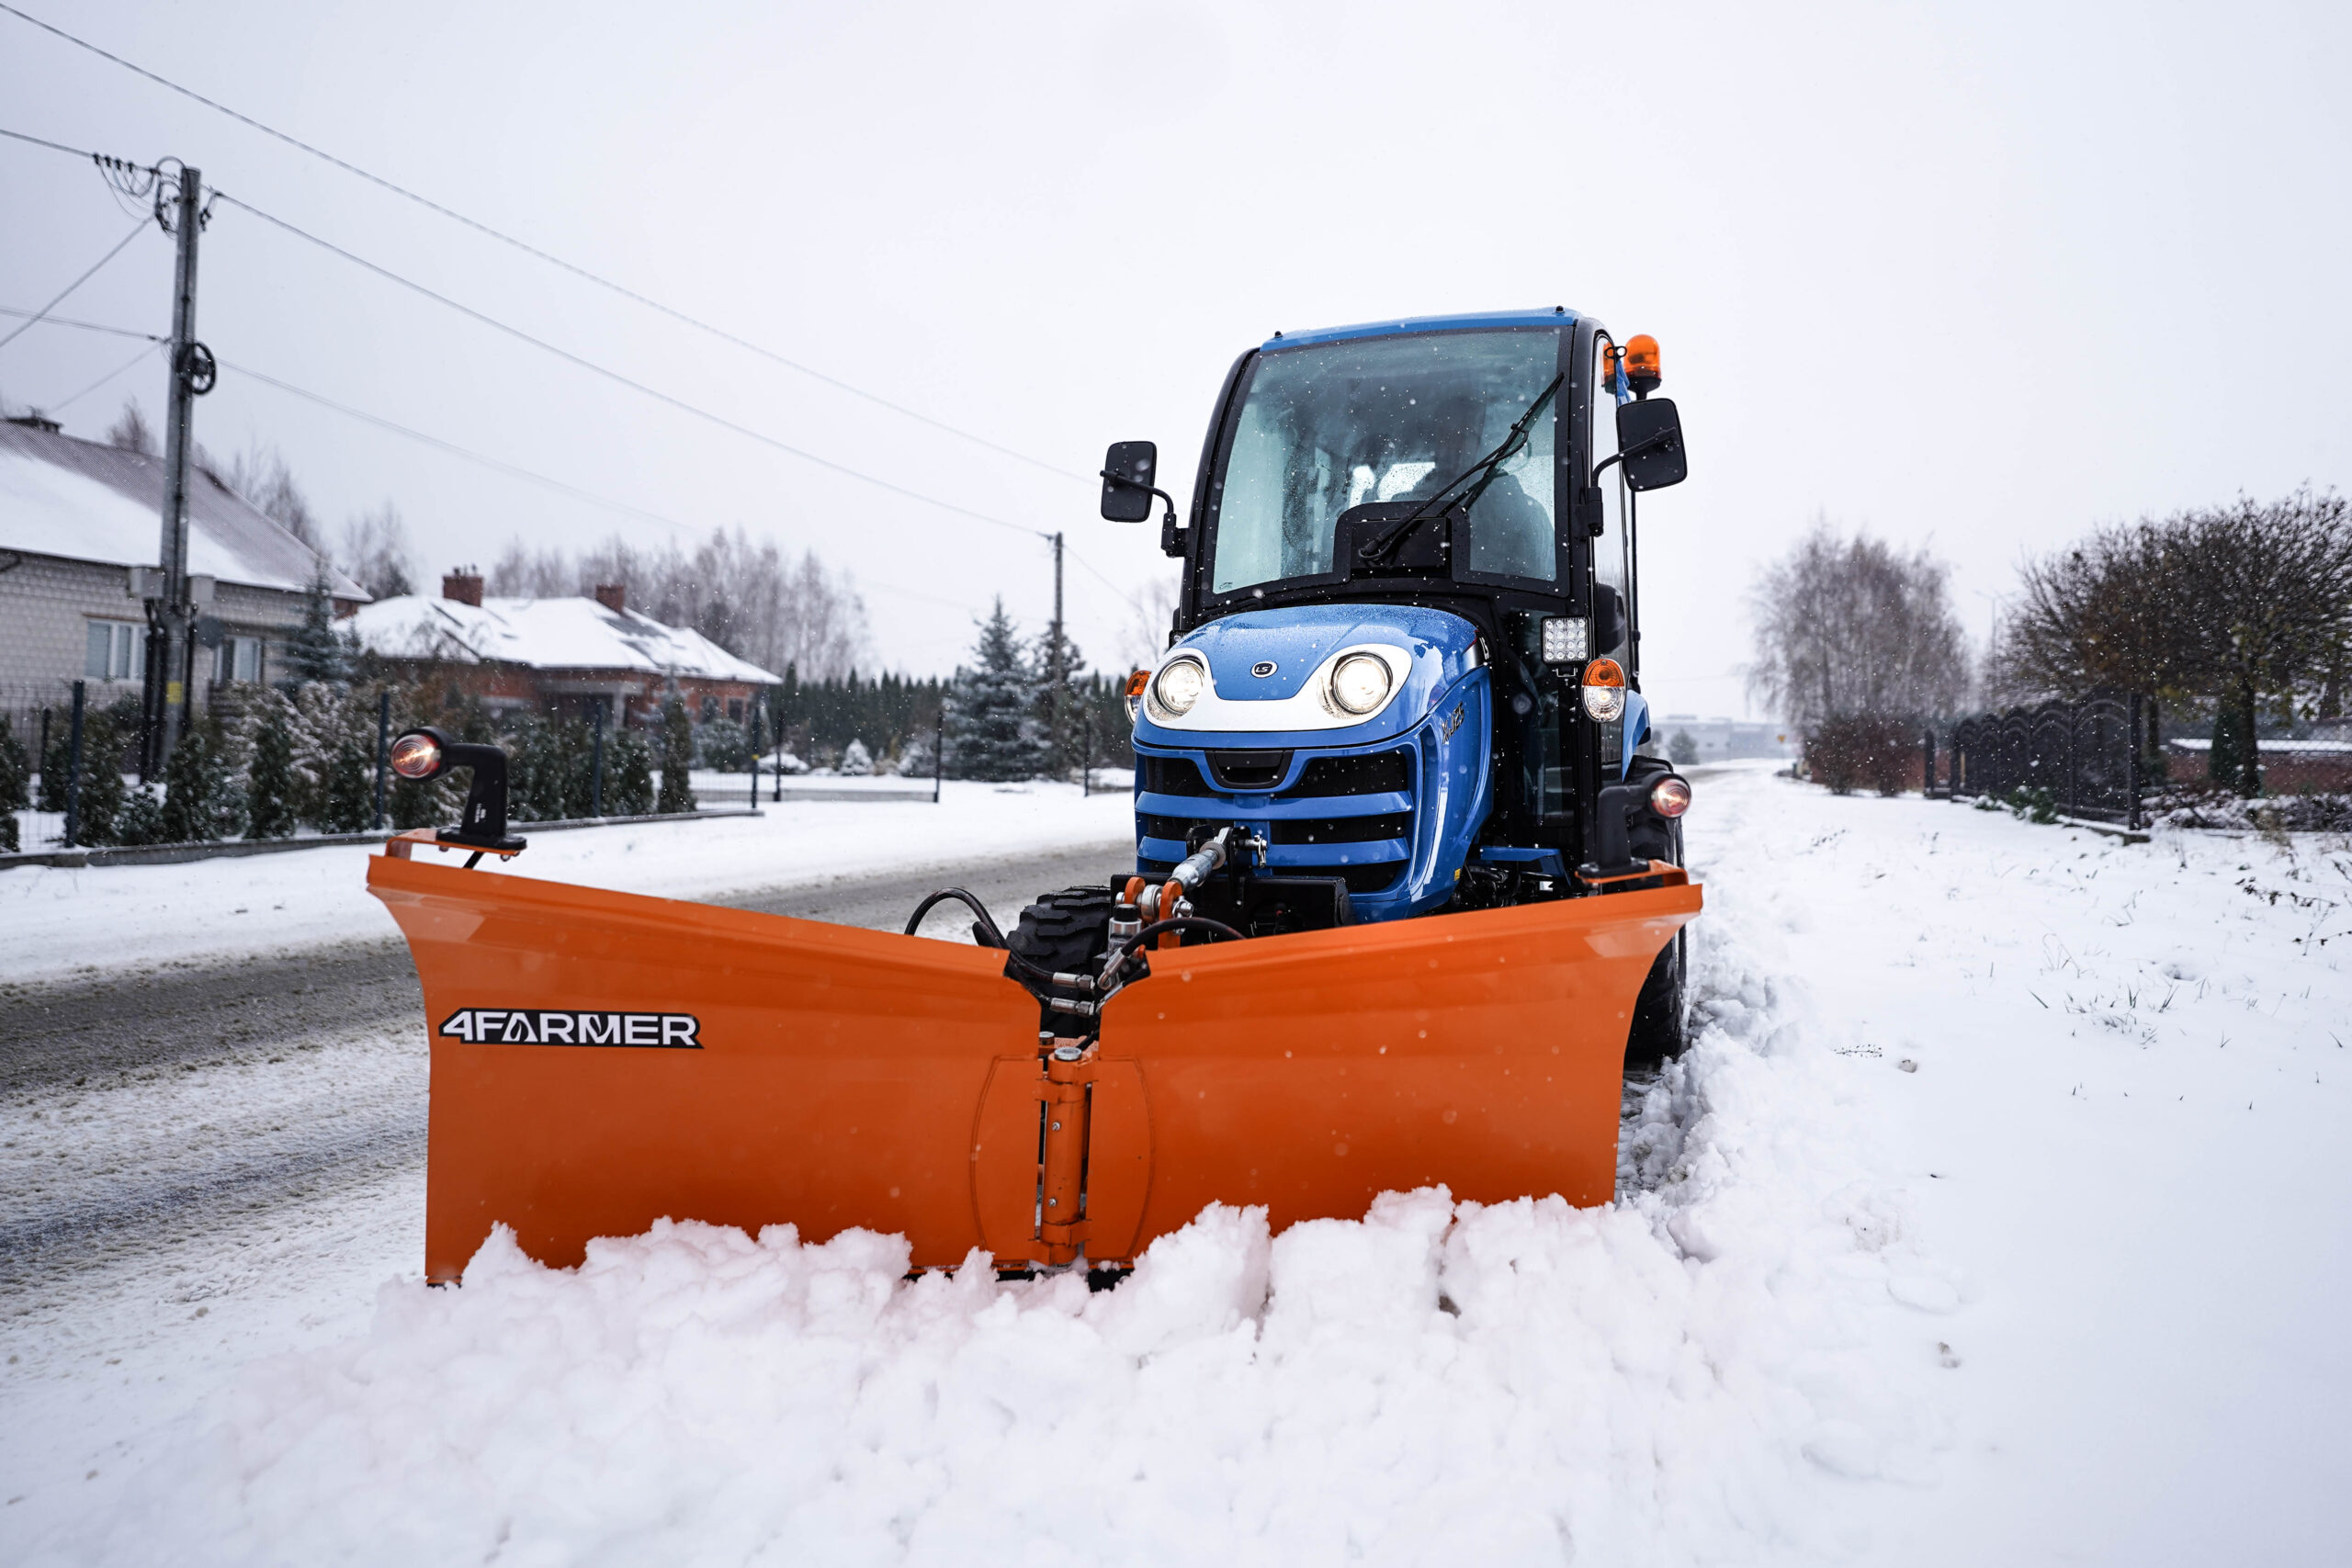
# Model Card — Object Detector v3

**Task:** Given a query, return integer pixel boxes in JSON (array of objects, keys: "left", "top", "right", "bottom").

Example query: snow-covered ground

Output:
[
  {"left": 6, "top": 764, "right": 2348, "bottom": 1564},
  {"left": 0, "top": 780, "right": 1133, "bottom": 985}
]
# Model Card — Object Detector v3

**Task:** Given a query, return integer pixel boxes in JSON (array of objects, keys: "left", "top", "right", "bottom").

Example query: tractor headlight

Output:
[
  {"left": 1151, "top": 656, "right": 1206, "bottom": 716},
  {"left": 1329, "top": 653, "right": 1393, "bottom": 716},
  {"left": 389, "top": 730, "right": 445, "bottom": 781}
]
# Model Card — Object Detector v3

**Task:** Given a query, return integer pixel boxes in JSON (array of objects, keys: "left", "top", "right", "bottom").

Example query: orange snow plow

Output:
[{"left": 369, "top": 829, "right": 1696, "bottom": 1281}]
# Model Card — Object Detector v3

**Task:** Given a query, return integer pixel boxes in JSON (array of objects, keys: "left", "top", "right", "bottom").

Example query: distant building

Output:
[
  {"left": 1652, "top": 714, "right": 1796, "bottom": 763},
  {"left": 0, "top": 414, "right": 367, "bottom": 710},
  {"left": 350, "top": 574, "right": 778, "bottom": 727}
]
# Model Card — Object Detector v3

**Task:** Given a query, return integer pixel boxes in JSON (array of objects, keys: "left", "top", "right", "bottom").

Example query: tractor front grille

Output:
[
  {"left": 1280, "top": 750, "right": 1411, "bottom": 797},
  {"left": 1136, "top": 743, "right": 1416, "bottom": 904}
]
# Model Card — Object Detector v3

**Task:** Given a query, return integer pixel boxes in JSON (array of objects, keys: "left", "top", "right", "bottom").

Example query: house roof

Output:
[
  {"left": 0, "top": 419, "right": 367, "bottom": 598},
  {"left": 349, "top": 593, "right": 781, "bottom": 684}
]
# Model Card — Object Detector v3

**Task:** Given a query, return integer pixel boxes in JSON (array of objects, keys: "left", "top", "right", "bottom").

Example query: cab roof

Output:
[{"left": 1263, "top": 307, "right": 1580, "bottom": 351}]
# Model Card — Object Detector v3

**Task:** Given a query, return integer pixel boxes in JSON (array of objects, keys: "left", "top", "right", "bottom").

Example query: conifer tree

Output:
[
  {"left": 657, "top": 697, "right": 696, "bottom": 813},
  {"left": 0, "top": 715, "right": 27, "bottom": 853},
  {"left": 315, "top": 733, "right": 374, "bottom": 831},
  {"left": 282, "top": 571, "right": 355, "bottom": 684},
  {"left": 943, "top": 599, "right": 1046, "bottom": 781},
  {"left": 612, "top": 726, "right": 656, "bottom": 815},
  {"left": 112, "top": 783, "right": 168, "bottom": 845},
  {"left": 162, "top": 728, "right": 218, "bottom": 842},
  {"left": 67, "top": 711, "right": 124, "bottom": 844},
  {"left": 246, "top": 700, "right": 299, "bottom": 839}
]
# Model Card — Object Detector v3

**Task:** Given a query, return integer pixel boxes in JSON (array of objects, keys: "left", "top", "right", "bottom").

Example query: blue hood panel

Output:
[{"left": 1134, "top": 604, "right": 1482, "bottom": 750}]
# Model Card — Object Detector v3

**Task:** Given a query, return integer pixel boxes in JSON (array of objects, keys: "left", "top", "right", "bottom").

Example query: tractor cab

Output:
[{"left": 1104, "top": 309, "right": 1690, "bottom": 933}]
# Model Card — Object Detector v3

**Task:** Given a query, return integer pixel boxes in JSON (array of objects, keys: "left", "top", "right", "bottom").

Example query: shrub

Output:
[
  {"left": 112, "top": 784, "right": 168, "bottom": 845},
  {"left": 695, "top": 716, "right": 752, "bottom": 772},
  {"left": 1804, "top": 714, "right": 1916, "bottom": 795}
]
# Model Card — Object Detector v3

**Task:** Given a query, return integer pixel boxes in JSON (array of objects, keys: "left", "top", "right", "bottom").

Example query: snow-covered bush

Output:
[{"left": 840, "top": 739, "right": 873, "bottom": 776}]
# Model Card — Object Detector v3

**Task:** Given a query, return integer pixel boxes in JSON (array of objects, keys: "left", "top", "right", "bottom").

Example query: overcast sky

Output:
[{"left": 3, "top": 0, "right": 2346, "bottom": 714}]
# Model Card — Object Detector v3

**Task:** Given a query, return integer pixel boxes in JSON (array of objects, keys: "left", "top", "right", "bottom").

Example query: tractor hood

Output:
[{"left": 1133, "top": 604, "right": 1482, "bottom": 750}]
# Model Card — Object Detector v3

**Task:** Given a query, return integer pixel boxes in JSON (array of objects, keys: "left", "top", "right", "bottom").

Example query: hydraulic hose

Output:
[
  {"left": 1100, "top": 915, "right": 1245, "bottom": 987},
  {"left": 904, "top": 887, "right": 1009, "bottom": 948}
]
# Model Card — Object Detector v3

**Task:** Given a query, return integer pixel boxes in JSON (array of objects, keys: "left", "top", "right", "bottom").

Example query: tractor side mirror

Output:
[
  {"left": 1101, "top": 441, "right": 1159, "bottom": 522},
  {"left": 1615, "top": 399, "right": 1688, "bottom": 492}
]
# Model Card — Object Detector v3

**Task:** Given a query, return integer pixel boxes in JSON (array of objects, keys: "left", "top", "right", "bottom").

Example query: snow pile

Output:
[{"left": 31, "top": 883, "right": 1956, "bottom": 1565}]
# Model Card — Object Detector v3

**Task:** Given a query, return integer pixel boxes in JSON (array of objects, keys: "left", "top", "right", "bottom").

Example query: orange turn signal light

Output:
[
  {"left": 1625, "top": 334, "right": 1661, "bottom": 397},
  {"left": 1580, "top": 657, "right": 1627, "bottom": 723},
  {"left": 1124, "top": 669, "right": 1151, "bottom": 699}
]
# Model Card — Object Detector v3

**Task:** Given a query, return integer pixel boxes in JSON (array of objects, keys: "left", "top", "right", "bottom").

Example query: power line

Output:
[
  {"left": 0, "top": 123, "right": 109, "bottom": 161},
  {"left": 0, "top": 302, "right": 163, "bottom": 342},
  {"left": 0, "top": 214, "right": 150, "bottom": 354},
  {"left": 0, "top": 6, "right": 1089, "bottom": 483},
  {"left": 211, "top": 191, "right": 1057, "bottom": 543},
  {"left": 220, "top": 361, "right": 980, "bottom": 615},
  {"left": 51, "top": 340, "right": 160, "bottom": 412}
]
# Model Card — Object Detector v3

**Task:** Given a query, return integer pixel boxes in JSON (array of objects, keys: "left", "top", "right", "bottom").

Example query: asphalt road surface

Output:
[{"left": 0, "top": 840, "right": 1131, "bottom": 1298}]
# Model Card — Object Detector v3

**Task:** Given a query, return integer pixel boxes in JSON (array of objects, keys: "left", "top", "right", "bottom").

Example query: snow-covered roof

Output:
[
  {"left": 350, "top": 593, "right": 780, "bottom": 683},
  {"left": 0, "top": 419, "right": 367, "bottom": 598}
]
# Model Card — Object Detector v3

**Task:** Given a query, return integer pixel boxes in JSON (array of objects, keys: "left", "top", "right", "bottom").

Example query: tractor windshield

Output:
[{"left": 1208, "top": 327, "right": 1563, "bottom": 595}]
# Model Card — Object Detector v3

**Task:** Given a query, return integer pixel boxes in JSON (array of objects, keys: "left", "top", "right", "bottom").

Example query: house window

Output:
[
  {"left": 213, "top": 636, "right": 262, "bottom": 683},
  {"left": 85, "top": 619, "right": 144, "bottom": 681},
  {"left": 727, "top": 698, "right": 744, "bottom": 722}
]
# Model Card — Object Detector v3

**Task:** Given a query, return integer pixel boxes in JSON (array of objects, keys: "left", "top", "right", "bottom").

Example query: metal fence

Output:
[
  {"left": 2, "top": 679, "right": 128, "bottom": 853},
  {"left": 1938, "top": 694, "right": 2149, "bottom": 828}
]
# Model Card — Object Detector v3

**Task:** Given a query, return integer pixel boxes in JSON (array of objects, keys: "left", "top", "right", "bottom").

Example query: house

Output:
[
  {"left": 349, "top": 574, "right": 778, "bottom": 727},
  {"left": 0, "top": 413, "right": 368, "bottom": 714}
]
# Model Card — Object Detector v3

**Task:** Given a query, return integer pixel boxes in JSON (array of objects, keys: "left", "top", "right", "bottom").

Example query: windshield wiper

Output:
[{"left": 1356, "top": 371, "right": 1565, "bottom": 568}]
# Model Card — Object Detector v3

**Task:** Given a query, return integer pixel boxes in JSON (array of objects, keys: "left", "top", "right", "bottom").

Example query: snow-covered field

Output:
[
  {"left": 6, "top": 764, "right": 2348, "bottom": 1564},
  {"left": 0, "top": 780, "right": 1133, "bottom": 985}
]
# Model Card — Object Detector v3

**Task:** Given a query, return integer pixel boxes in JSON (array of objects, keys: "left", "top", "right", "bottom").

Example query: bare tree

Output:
[
  {"left": 105, "top": 396, "right": 157, "bottom": 456},
  {"left": 216, "top": 441, "right": 319, "bottom": 546},
  {"left": 1118, "top": 573, "right": 1182, "bottom": 671},
  {"left": 340, "top": 501, "right": 416, "bottom": 601},
  {"left": 481, "top": 528, "right": 871, "bottom": 678},
  {"left": 485, "top": 537, "right": 575, "bottom": 597},
  {"left": 2002, "top": 489, "right": 2352, "bottom": 793},
  {"left": 1747, "top": 521, "right": 1971, "bottom": 729}
]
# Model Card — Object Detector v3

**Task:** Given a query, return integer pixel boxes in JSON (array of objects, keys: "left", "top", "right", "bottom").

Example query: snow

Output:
[
  {"left": 0, "top": 781, "right": 1132, "bottom": 985},
  {"left": 345, "top": 593, "right": 781, "bottom": 682},
  {"left": 7, "top": 764, "right": 2351, "bottom": 1563}
]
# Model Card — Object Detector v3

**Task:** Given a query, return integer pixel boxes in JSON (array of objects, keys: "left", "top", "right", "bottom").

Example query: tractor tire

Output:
[
  {"left": 1006, "top": 886, "right": 1116, "bottom": 1039},
  {"left": 1624, "top": 818, "right": 1688, "bottom": 1066}
]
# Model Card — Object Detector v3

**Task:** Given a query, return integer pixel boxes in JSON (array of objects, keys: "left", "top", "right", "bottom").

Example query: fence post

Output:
[
  {"left": 2127, "top": 693, "right": 2143, "bottom": 832},
  {"left": 1082, "top": 714, "right": 1093, "bottom": 795},
  {"left": 748, "top": 747, "right": 757, "bottom": 812},
  {"left": 373, "top": 689, "right": 390, "bottom": 829},
  {"left": 933, "top": 710, "right": 944, "bottom": 806},
  {"left": 62, "top": 681, "right": 85, "bottom": 848},
  {"left": 590, "top": 704, "right": 605, "bottom": 818},
  {"left": 2066, "top": 701, "right": 2080, "bottom": 820},
  {"left": 1921, "top": 726, "right": 1935, "bottom": 799}
]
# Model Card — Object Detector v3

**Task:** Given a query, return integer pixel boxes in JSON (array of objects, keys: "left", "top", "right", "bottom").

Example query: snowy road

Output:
[
  {"left": 2, "top": 838, "right": 1127, "bottom": 1294},
  {"left": 6, "top": 769, "right": 2349, "bottom": 1565}
]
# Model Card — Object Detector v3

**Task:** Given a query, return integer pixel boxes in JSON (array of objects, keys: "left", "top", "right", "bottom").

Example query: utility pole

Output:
[
  {"left": 148, "top": 164, "right": 211, "bottom": 772},
  {"left": 1047, "top": 530, "right": 1066, "bottom": 775}
]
